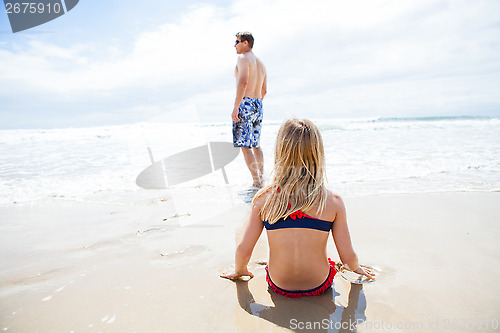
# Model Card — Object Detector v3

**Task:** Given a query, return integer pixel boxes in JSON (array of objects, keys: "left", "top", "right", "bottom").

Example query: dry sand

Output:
[{"left": 0, "top": 190, "right": 499, "bottom": 332}]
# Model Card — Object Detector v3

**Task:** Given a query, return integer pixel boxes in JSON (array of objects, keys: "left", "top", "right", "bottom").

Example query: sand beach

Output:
[
  {"left": 1, "top": 190, "right": 499, "bottom": 332},
  {"left": 1, "top": 115, "right": 499, "bottom": 332}
]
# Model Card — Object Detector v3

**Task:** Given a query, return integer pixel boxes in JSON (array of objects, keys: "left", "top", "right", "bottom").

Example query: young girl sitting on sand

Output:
[{"left": 221, "top": 118, "right": 374, "bottom": 298}]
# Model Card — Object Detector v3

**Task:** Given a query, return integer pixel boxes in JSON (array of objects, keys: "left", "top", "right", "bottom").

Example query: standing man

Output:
[{"left": 232, "top": 32, "right": 267, "bottom": 188}]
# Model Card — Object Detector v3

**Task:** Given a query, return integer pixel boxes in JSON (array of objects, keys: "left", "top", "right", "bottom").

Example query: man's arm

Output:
[
  {"left": 261, "top": 74, "right": 267, "bottom": 100},
  {"left": 232, "top": 57, "right": 249, "bottom": 122}
]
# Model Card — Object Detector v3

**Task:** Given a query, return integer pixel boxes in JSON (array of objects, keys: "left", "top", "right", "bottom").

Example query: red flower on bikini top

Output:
[
  {"left": 289, "top": 210, "right": 306, "bottom": 220},
  {"left": 277, "top": 188, "right": 311, "bottom": 220}
]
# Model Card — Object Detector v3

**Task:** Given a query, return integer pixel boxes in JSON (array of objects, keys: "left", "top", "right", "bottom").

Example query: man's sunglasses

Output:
[{"left": 235, "top": 40, "right": 244, "bottom": 45}]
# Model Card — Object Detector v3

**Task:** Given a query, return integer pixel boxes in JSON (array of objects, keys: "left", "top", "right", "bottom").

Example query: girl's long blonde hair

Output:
[{"left": 254, "top": 118, "right": 328, "bottom": 224}]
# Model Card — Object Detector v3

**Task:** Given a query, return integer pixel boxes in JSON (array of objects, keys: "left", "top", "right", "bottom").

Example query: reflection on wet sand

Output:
[{"left": 236, "top": 279, "right": 367, "bottom": 332}]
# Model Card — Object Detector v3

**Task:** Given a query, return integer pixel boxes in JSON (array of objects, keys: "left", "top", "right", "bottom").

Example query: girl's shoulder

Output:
[
  {"left": 326, "top": 189, "right": 344, "bottom": 206},
  {"left": 322, "top": 190, "right": 345, "bottom": 220},
  {"left": 252, "top": 185, "right": 275, "bottom": 210}
]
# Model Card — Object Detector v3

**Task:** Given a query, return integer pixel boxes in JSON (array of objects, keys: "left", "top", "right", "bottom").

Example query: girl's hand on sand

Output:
[
  {"left": 220, "top": 269, "right": 254, "bottom": 281},
  {"left": 354, "top": 266, "right": 375, "bottom": 280}
]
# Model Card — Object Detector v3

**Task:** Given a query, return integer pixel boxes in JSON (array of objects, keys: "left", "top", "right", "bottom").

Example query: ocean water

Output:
[{"left": 0, "top": 116, "right": 499, "bottom": 205}]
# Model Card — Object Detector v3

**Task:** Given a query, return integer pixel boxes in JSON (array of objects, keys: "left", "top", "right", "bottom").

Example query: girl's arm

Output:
[
  {"left": 221, "top": 201, "right": 264, "bottom": 280},
  {"left": 330, "top": 194, "right": 374, "bottom": 279}
]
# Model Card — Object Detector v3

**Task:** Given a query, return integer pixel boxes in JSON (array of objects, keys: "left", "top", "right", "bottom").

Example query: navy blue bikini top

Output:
[{"left": 263, "top": 211, "right": 333, "bottom": 232}]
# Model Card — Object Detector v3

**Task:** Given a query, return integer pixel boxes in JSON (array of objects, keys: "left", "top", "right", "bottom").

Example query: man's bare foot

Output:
[{"left": 252, "top": 176, "right": 264, "bottom": 188}]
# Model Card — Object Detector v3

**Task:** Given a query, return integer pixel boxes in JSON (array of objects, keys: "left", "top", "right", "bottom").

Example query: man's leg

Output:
[
  {"left": 241, "top": 147, "right": 263, "bottom": 187},
  {"left": 251, "top": 102, "right": 264, "bottom": 184},
  {"left": 252, "top": 147, "right": 264, "bottom": 178}
]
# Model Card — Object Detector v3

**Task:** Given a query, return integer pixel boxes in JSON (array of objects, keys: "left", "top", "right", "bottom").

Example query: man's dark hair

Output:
[{"left": 236, "top": 32, "right": 254, "bottom": 48}]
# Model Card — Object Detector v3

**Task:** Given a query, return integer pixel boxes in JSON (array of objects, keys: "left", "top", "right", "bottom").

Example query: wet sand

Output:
[{"left": 0, "top": 191, "right": 499, "bottom": 332}]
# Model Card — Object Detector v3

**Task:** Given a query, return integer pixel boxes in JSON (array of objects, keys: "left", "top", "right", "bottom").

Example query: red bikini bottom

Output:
[{"left": 265, "top": 258, "right": 337, "bottom": 298}]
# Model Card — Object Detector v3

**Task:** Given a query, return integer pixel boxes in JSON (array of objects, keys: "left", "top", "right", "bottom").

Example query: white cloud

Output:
[{"left": 0, "top": 3, "right": 237, "bottom": 95}]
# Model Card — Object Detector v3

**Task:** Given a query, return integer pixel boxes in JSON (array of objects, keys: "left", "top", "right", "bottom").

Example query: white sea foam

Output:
[{"left": 0, "top": 116, "right": 498, "bottom": 205}]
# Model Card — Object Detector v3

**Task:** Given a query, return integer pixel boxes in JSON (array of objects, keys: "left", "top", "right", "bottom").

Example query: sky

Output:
[{"left": 0, "top": 0, "right": 499, "bottom": 129}]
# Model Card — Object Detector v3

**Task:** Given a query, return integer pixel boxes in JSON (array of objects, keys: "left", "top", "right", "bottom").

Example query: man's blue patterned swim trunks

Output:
[{"left": 233, "top": 97, "right": 263, "bottom": 148}]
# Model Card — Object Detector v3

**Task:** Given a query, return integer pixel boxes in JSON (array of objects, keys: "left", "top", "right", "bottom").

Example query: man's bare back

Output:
[{"left": 235, "top": 53, "right": 267, "bottom": 99}]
